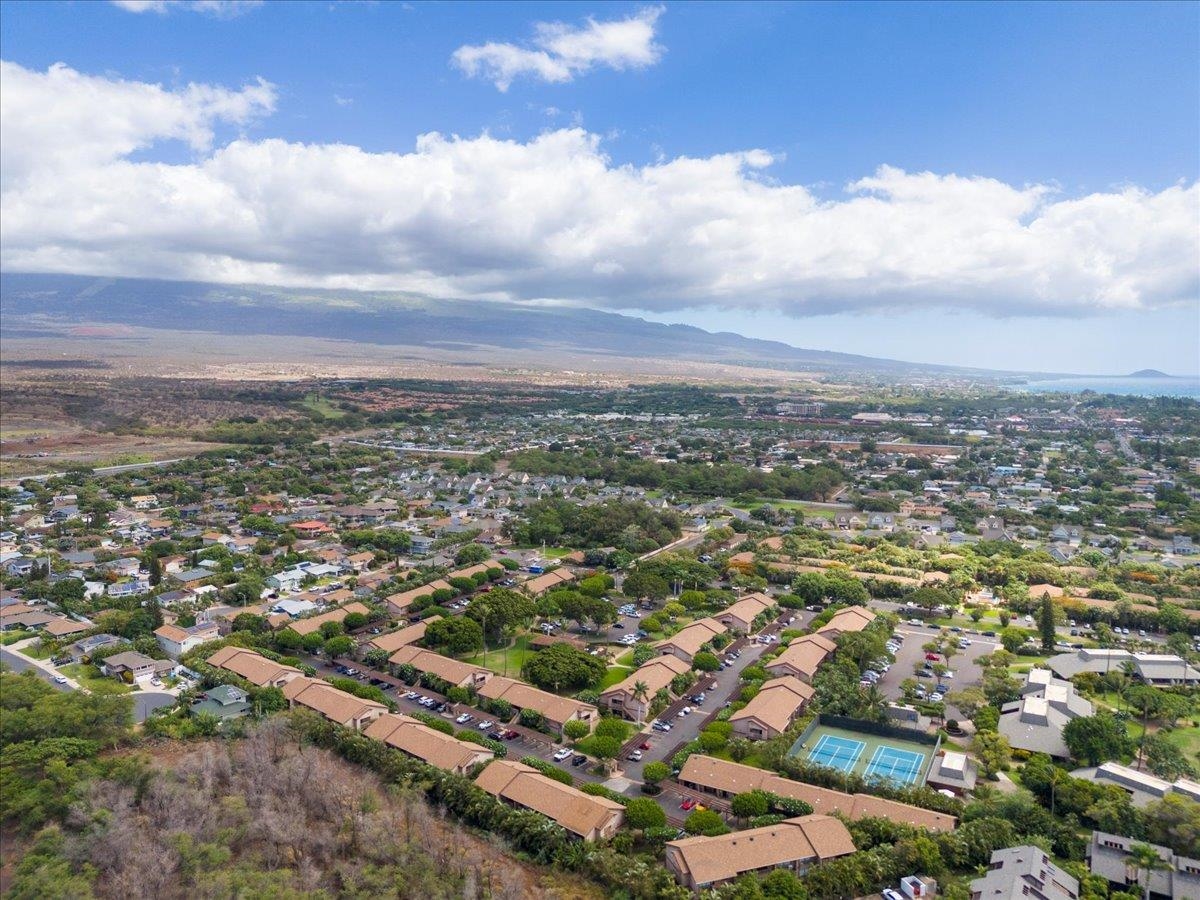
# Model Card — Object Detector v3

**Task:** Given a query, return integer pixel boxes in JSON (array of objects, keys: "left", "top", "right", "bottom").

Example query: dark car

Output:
[
  {"left": 982, "top": 630, "right": 996, "bottom": 637},
  {"left": 571, "top": 755, "right": 588, "bottom": 767},
  {"left": 487, "top": 731, "right": 503, "bottom": 741},
  {"left": 613, "top": 623, "right": 624, "bottom": 629},
  {"left": 502, "top": 729, "right": 519, "bottom": 740},
  {"left": 916, "top": 669, "right": 932, "bottom": 678}
]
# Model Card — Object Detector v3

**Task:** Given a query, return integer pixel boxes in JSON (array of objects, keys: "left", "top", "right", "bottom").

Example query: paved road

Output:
[
  {"left": 1, "top": 646, "right": 73, "bottom": 691},
  {"left": 1, "top": 457, "right": 187, "bottom": 487}
]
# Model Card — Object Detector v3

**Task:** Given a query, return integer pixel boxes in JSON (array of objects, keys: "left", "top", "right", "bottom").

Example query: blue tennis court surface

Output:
[
  {"left": 863, "top": 745, "right": 926, "bottom": 785},
  {"left": 806, "top": 734, "right": 866, "bottom": 772}
]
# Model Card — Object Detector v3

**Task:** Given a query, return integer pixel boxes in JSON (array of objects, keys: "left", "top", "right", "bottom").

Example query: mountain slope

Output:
[{"left": 1, "top": 272, "right": 990, "bottom": 375}]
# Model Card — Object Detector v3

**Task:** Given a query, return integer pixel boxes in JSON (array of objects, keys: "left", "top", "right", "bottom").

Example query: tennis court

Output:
[
  {"left": 863, "top": 744, "right": 926, "bottom": 786},
  {"left": 806, "top": 734, "right": 866, "bottom": 773},
  {"left": 787, "top": 721, "right": 934, "bottom": 788}
]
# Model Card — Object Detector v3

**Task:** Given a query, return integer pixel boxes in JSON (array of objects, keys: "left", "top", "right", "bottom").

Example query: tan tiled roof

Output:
[
  {"left": 677, "top": 755, "right": 956, "bottom": 832},
  {"left": 474, "top": 760, "right": 624, "bottom": 839},
  {"left": 477, "top": 676, "right": 597, "bottom": 725},
  {"left": 387, "top": 646, "right": 490, "bottom": 686},
  {"left": 521, "top": 569, "right": 576, "bottom": 595},
  {"left": 666, "top": 815, "right": 854, "bottom": 887},
  {"left": 600, "top": 654, "right": 690, "bottom": 700},
  {"left": 654, "top": 619, "right": 726, "bottom": 657},
  {"left": 719, "top": 593, "right": 774, "bottom": 625},
  {"left": 765, "top": 633, "right": 836, "bottom": 679},
  {"left": 286, "top": 602, "right": 371, "bottom": 636},
  {"left": 154, "top": 624, "right": 191, "bottom": 642},
  {"left": 207, "top": 646, "right": 303, "bottom": 686},
  {"left": 386, "top": 580, "right": 452, "bottom": 612},
  {"left": 728, "top": 676, "right": 814, "bottom": 733},
  {"left": 815, "top": 605, "right": 877, "bottom": 636},
  {"left": 364, "top": 713, "right": 492, "bottom": 771},
  {"left": 369, "top": 616, "right": 441, "bottom": 653},
  {"left": 447, "top": 562, "right": 502, "bottom": 581},
  {"left": 282, "top": 676, "right": 386, "bottom": 725}
]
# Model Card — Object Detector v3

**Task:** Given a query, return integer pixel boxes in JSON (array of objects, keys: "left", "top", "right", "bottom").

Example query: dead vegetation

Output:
[{"left": 41, "top": 722, "right": 599, "bottom": 899}]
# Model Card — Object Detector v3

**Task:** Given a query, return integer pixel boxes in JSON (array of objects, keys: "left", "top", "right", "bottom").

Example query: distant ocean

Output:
[{"left": 1016, "top": 376, "right": 1200, "bottom": 400}]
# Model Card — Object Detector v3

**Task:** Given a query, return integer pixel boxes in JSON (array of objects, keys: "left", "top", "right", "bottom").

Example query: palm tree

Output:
[
  {"left": 1126, "top": 843, "right": 1170, "bottom": 900},
  {"left": 631, "top": 680, "right": 650, "bottom": 723},
  {"left": 861, "top": 684, "right": 888, "bottom": 722}
]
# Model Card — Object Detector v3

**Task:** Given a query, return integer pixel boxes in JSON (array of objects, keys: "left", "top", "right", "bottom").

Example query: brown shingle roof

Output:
[
  {"left": 207, "top": 646, "right": 304, "bottom": 686},
  {"left": 369, "top": 616, "right": 441, "bottom": 653},
  {"left": 476, "top": 676, "right": 597, "bottom": 725},
  {"left": 666, "top": 814, "right": 854, "bottom": 887},
  {"left": 286, "top": 602, "right": 371, "bottom": 636},
  {"left": 282, "top": 676, "right": 386, "bottom": 725},
  {"left": 728, "top": 676, "right": 814, "bottom": 733},
  {"left": 474, "top": 760, "right": 624, "bottom": 839},
  {"left": 364, "top": 713, "right": 493, "bottom": 771}
]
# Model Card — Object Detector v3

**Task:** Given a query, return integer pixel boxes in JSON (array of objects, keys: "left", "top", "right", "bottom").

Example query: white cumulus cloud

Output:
[
  {"left": 110, "top": 0, "right": 263, "bottom": 16},
  {"left": 452, "top": 6, "right": 665, "bottom": 91},
  {"left": 1, "top": 60, "right": 1196, "bottom": 319}
]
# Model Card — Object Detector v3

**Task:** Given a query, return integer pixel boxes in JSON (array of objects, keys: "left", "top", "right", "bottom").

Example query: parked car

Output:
[
  {"left": 53, "top": 674, "right": 68, "bottom": 685},
  {"left": 553, "top": 748, "right": 572, "bottom": 761},
  {"left": 929, "top": 692, "right": 944, "bottom": 702},
  {"left": 455, "top": 713, "right": 473, "bottom": 724},
  {"left": 925, "top": 653, "right": 940, "bottom": 661},
  {"left": 678, "top": 707, "right": 692, "bottom": 717},
  {"left": 640, "top": 741, "right": 652, "bottom": 750},
  {"left": 571, "top": 755, "right": 588, "bottom": 767},
  {"left": 628, "top": 749, "right": 643, "bottom": 761},
  {"left": 487, "top": 731, "right": 503, "bottom": 741},
  {"left": 680, "top": 798, "right": 696, "bottom": 811},
  {"left": 477, "top": 720, "right": 495, "bottom": 731}
]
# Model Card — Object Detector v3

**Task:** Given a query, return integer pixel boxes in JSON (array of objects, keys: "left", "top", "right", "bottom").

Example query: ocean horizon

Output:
[{"left": 1016, "top": 376, "right": 1200, "bottom": 400}]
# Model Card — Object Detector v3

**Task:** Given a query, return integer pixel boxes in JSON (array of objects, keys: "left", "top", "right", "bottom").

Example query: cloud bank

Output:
[
  {"left": 1, "top": 60, "right": 1196, "bottom": 318},
  {"left": 452, "top": 6, "right": 665, "bottom": 91}
]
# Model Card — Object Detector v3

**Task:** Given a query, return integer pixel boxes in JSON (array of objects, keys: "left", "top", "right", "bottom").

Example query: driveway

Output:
[{"left": 133, "top": 691, "right": 176, "bottom": 722}]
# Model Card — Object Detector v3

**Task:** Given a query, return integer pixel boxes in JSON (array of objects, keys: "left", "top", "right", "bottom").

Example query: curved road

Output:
[{"left": 1, "top": 647, "right": 177, "bottom": 722}]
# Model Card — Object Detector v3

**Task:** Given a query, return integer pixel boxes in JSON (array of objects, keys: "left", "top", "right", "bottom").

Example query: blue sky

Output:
[{"left": 2, "top": 1, "right": 1197, "bottom": 374}]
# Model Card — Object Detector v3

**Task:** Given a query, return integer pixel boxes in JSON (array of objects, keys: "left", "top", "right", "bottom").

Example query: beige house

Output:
[
  {"left": 477, "top": 675, "right": 598, "bottom": 733},
  {"left": 284, "top": 602, "right": 372, "bottom": 637},
  {"left": 385, "top": 580, "right": 453, "bottom": 617},
  {"left": 387, "top": 646, "right": 492, "bottom": 689},
  {"left": 368, "top": 616, "right": 441, "bottom": 653},
  {"left": 729, "top": 676, "right": 814, "bottom": 740},
  {"left": 473, "top": 760, "right": 624, "bottom": 841},
  {"left": 282, "top": 677, "right": 387, "bottom": 731},
  {"left": 764, "top": 633, "right": 837, "bottom": 683},
  {"left": 521, "top": 569, "right": 576, "bottom": 596},
  {"left": 714, "top": 592, "right": 775, "bottom": 633},
  {"left": 600, "top": 655, "right": 690, "bottom": 721},
  {"left": 364, "top": 713, "right": 493, "bottom": 775},
  {"left": 665, "top": 814, "right": 855, "bottom": 891},
  {"left": 678, "top": 755, "right": 956, "bottom": 832},
  {"left": 207, "top": 646, "right": 305, "bottom": 688},
  {"left": 815, "top": 605, "right": 877, "bottom": 639},
  {"left": 653, "top": 618, "right": 727, "bottom": 664}
]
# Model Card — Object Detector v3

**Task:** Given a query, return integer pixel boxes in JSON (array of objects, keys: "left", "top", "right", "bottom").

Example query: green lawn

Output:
[
  {"left": 301, "top": 393, "right": 346, "bottom": 420},
  {"left": 711, "top": 746, "right": 766, "bottom": 769},
  {"left": 0, "top": 630, "right": 35, "bottom": 646},
  {"left": 541, "top": 547, "right": 576, "bottom": 559},
  {"left": 730, "top": 499, "right": 836, "bottom": 519},
  {"left": 1161, "top": 725, "right": 1200, "bottom": 762},
  {"left": 600, "top": 666, "right": 634, "bottom": 690},
  {"left": 58, "top": 663, "right": 134, "bottom": 694},
  {"left": 25, "top": 641, "right": 56, "bottom": 660},
  {"left": 464, "top": 635, "right": 537, "bottom": 677}
]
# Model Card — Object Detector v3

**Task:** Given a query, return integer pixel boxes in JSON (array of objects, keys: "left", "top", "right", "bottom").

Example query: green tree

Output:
[
  {"left": 1064, "top": 713, "right": 1134, "bottom": 766},
  {"left": 425, "top": 616, "right": 484, "bottom": 657},
  {"left": 589, "top": 736, "right": 622, "bottom": 761},
  {"left": 1143, "top": 794, "right": 1200, "bottom": 857},
  {"left": 1038, "top": 593, "right": 1057, "bottom": 652},
  {"left": 454, "top": 543, "right": 491, "bottom": 566},
  {"left": 323, "top": 635, "right": 354, "bottom": 659},
  {"left": 1000, "top": 627, "right": 1029, "bottom": 654},
  {"left": 642, "top": 761, "right": 670, "bottom": 788},
  {"left": 1125, "top": 842, "right": 1171, "bottom": 900},
  {"left": 972, "top": 730, "right": 1012, "bottom": 779},
  {"left": 563, "top": 719, "right": 590, "bottom": 743},
  {"left": 731, "top": 790, "right": 771, "bottom": 820},
  {"left": 692, "top": 651, "right": 720, "bottom": 672},
  {"left": 1144, "top": 733, "right": 1196, "bottom": 780},
  {"left": 625, "top": 797, "right": 667, "bottom": 830},
  {"left": 521, "top": 643, "right": 605, "bottom": 692},
  {"left": 683, "top": 808, "right": 730, "bottom": 836}
]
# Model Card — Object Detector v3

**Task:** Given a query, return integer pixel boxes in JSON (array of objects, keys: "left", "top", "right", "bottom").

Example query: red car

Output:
[
  {"left": 680, "top": 798, "right": 696, "bottom": 811},
  {"left": 925, "top": 653, "right": 940, "bottom": 661},
  {"left": 640, "top": 741, "right": 652, "bottom": 751}
]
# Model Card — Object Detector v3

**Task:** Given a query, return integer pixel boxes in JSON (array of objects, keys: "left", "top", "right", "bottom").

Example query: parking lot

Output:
[{"left": 872, "top": 617, "right": 999, "bottom": 722}]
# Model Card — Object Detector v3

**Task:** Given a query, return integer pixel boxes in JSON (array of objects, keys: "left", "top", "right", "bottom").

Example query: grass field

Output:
[
  {"left": 59, "top": 663, "right": 134, "bottom": 694},
  {"left": 1161, "top": 725, "right": 1200, "bottom": 761},
  {"left": 464, "top": 635, "right": 536, "bottom": 678},
  {"left": 0, "top": 630, "right": 35, "bottom": 646},
  {"left": 729, "top": 499, "right": 838, "bottom": 519},
  {"left": 541, "top": 547, "right": 576, "bottom": 559},
  {"left": 301, "top": 394, "right": 346, "bottom": 420}
]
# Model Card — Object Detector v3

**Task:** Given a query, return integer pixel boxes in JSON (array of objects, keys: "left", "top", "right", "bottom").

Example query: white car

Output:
[
  {"left": 52, "top": 674, "right": 68, "bottom": 685},
  {"left": 455, "top": 713, "right": 473, "bottom": 724},
  {"left": 477, "top": 720, "right": 495, "bottom": 730},
  {"left": 553, "top": 747, "right": 572, "bottom": 761},
  {"left": 678, "top": 706, "right": 692, "bottom": 717},
  {"left": 929, "top": 692, "right": 944, "bottom": 702}
]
